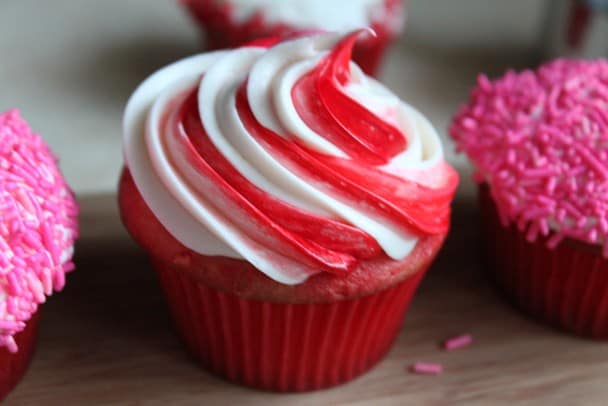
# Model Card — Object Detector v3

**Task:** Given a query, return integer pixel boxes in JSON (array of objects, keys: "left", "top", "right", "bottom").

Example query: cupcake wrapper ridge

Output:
[{"left": 154, "top": 259, "right": 427, "bottom": 392}]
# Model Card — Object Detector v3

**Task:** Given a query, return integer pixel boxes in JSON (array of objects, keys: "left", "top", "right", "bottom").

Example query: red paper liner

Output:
[
  {"left": 479, "top": 185, "right": 608, "bottom": 339},
  {"left": 0, "top": 310, "right": 40, "bottom": 400},
  {"left": 182, "top": 0, "right": 402, "bottom": 76},
  {"left": 154, "top": 259, "right": 426, "bottom": 392}
]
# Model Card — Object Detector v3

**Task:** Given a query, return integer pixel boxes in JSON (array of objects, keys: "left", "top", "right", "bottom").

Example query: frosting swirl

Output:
[{"left": 123, "top": 31, "right": 457, "bottom": 284}]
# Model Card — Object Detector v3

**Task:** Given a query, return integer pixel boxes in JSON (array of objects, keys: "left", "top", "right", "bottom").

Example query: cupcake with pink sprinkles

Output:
[
  {"left": 450, "top": 59, "right": 608, "bottom": 339},
  {"left": 0, "top": 109, "right": 78, "bottom": 399}
]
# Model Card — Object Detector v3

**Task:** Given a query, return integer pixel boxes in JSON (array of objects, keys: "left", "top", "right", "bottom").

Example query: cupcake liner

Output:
[
  {"left": 0, "top": 310, "right": 40, "bottom": 400},
  {"left": 479, "top": 185, "right": 608, "bottom": 339},
  {"left": 153, "top": 259, "right": 426, "bottom": 392}
]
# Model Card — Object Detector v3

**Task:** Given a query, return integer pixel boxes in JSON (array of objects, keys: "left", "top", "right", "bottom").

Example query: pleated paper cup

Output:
[
  {"left": 153, "top": 258, "right": 427, "bottom": 392},
  {"left": 479, "top": 185, "right": 608, "bottom": 339},
  {"left": 0, "top": 310, "right": 40, "bottom": 400}
]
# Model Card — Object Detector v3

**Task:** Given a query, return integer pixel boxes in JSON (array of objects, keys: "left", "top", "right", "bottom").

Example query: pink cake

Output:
[
  {"left": 0, "top": 110, "right": 79, "bottom": 399},
  {"left": 451, "top": 59, "right": 608, "bottom": 338}
]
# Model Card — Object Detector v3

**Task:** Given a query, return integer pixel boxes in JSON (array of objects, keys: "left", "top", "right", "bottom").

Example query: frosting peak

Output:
[{"left": 124, "top": 32, "right": 457, "bottom": 284}]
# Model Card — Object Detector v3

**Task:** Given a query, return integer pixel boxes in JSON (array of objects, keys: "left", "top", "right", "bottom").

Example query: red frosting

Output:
[{"left": 164, "top": 32, "right": 457, "bottom": 277}]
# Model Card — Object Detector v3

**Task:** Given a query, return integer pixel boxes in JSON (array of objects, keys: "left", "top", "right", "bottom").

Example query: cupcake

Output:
[
  {"left": 0, "top": 110, "right": 78, "bottom": 399},
  {"left": 119, "top": 31, "right": 458, "bottom": 391},
  {"left": 450, "top": 59, "right": 608, "bottom": 339},
  {"left": 181, "top": 0, "right": 405, "bottom": 76}
]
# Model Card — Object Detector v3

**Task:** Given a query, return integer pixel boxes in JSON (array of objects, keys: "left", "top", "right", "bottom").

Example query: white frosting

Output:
[
  {"left": 214, "top": 0, "right": 399, "bottom": 32},
  {"left": 123, "top": 33, "right": 444, "bottom": 285}
]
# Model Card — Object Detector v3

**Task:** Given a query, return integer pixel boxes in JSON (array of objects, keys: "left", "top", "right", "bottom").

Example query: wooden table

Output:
[{"left": 5, "top": 195, "right": 607, "bottom": 405}]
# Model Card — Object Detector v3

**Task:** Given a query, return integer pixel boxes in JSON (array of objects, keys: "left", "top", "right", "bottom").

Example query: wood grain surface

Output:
[{"left": 5, "top": 195, "right": 608, "bottom": 405}]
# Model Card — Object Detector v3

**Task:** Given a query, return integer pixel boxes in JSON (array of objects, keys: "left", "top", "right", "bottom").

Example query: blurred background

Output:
[{"left": 0, "top": 0, "right": 606, "bottom": 196}]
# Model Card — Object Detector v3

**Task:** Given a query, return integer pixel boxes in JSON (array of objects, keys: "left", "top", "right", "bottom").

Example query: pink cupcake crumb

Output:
[
  {"left": 409, "top": 362, "right": 443, "bottom": 376},
  {"left": 442, "top": 334, "right": 473, "bottom": 351}
]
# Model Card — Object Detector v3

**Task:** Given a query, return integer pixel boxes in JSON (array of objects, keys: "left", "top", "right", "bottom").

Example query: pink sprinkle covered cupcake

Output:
[
  {"left": 119, "top": 31, "right": 457, "bottom": 391},
  {"left": 181, "top": 0, "right": 405, "bottom": 76},
  {"left": 0, "top": 110, "right": 79, "bottom": 399},
  {"left": 451, "top": 59, "right": 608, "bottom": 339}
]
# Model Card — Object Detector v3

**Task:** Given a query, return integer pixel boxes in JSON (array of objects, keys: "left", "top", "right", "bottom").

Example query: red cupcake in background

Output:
[
  {"left": 181, "top": 0, "right": 405, "bottom": 76},
  {"left": 451, "top": 59, "right": 608, "bottom": 339},
  {"left": 119, "top": 31, "right": 457, "bottom": 391},
  {"left": 0, "top": 110, "right": 79, "bottom": 399}
]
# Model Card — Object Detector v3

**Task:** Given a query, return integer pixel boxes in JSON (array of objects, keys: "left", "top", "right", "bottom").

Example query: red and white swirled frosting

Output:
[{"left": 123, "top": 31, "right": 457, "bottom": 284}]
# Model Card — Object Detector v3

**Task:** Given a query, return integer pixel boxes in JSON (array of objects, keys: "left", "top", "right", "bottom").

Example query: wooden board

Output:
[{"left": 5, "top": 195, "right": 608, "bottom": 405}]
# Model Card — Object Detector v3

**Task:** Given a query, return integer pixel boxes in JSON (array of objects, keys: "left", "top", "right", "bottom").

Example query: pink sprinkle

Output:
[
  {"left": 410, "top": 362, "right": 443, "bottom": 376},
  {"left": 15, "top": 189, "right": 36, "bottom": 214},
  {"left": 54, "top": 265, "right": 66, "bottom": 289},
  {"left": 41, "top": 266, "right": 53, "bottom": 294},
  {"left": 588, "top": 229, "right": 598, "bottom": 243},
  {"left": 0, "top": 320, "right": 24, "bottom": 330},
  {"left": 0, "top": 254, "right": 8, "bottom": 268},
  {"left": 4, "top": 336, "right": 17, "bottom": 354},
  {"left": 600, "top": 218, "right": 608, "bottom": 234},
  {"left": 477, "top": 74, "right": 492, "bottom": 92},
  {"left": 22, "top": 231, "right": 42, "bottom": 249},
  {"left": 63, "top": 261, "right": 75, "bottom": 272},
  {"left": 443, "top": 334, "right": 474, "bottom": 351},
  {"left": 547, "top": 233, "right": 565, "bottom": 249},
  {"left": 7, "top": 273, "right": 23, "bottom": 296},
  {"left": 461, "top": 117, "right": 477, "bottom": 130},
  {"left": 539, "top": 218, "right": 550, "bottom": 236},
  {"left": 526, "top": 222, "right": 540, "bottom": 242}
]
